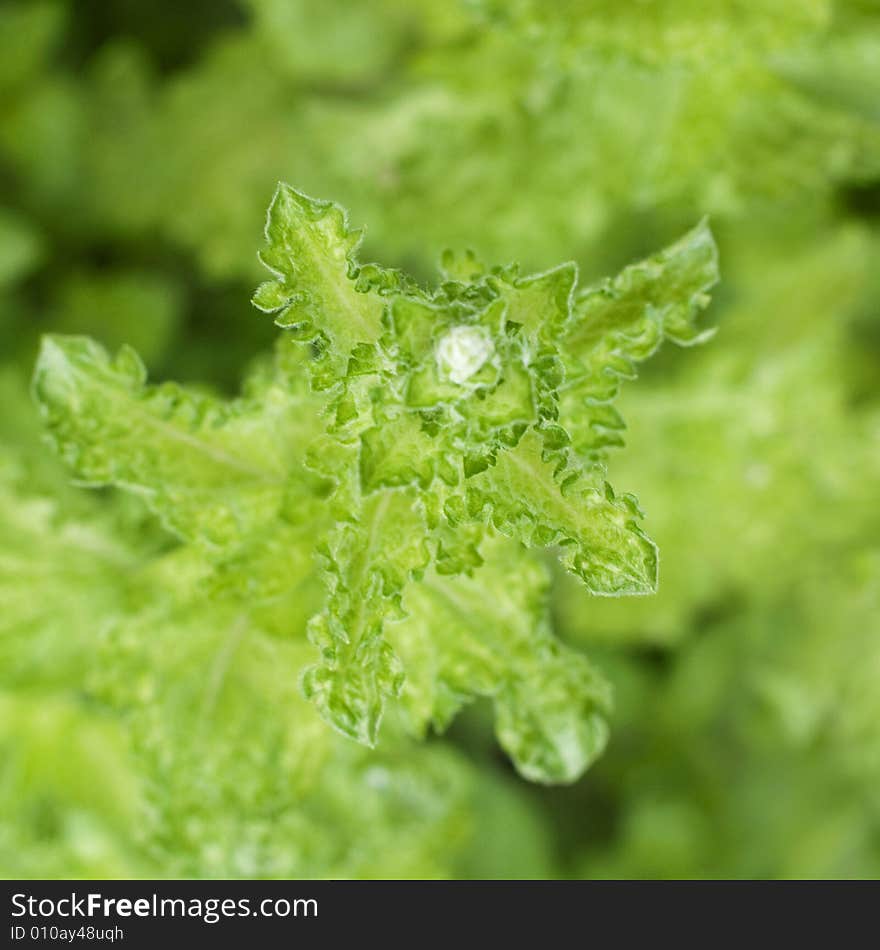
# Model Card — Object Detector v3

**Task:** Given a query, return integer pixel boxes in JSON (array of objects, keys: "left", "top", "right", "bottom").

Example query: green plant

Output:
[{"left": 32, "top": 186, "right": 717, "bottom": 786}]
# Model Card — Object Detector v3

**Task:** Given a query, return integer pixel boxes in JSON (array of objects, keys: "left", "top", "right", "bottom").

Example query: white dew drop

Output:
[{"left": 435, "top": 325, "right": 495, "bottom": 385}]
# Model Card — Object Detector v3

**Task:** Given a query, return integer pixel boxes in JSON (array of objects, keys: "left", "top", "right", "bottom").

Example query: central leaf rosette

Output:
[{"left": 360, "top": 284, "right": 559, "bottom": 493}]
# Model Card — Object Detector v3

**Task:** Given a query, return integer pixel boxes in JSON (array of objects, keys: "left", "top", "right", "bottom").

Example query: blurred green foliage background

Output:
[{"left": 1, "top": 0, "right": 879, "bottom": 878}]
